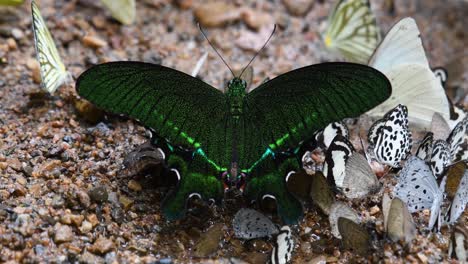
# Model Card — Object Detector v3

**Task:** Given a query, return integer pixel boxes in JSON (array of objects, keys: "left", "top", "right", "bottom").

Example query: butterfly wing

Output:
[
  {"left": 76, "top": 61, "right": 230, "bottom": 171},
  {"left": 368, "top": 17, "right": 428, "bottom": 70},
  {"left": 242, "top": 62, "right": 391, "bottom": 170},
  {"left": 31, "top": 1, "right": 68, "bottom": 94},
  {"left": 0, "top": 0, "right": 23, "bottom": 5},
  {"left": 367, "top": 18, "right": 451, "bottom": 128},
  {"left": 449, "top": 170, "right": 468, "bottom": 224},
  {"left": 342, "top": 152, "right": 380, "bottom": 199},
  {"left": 415, "top": 132, "right": 433, "bottom": 161},
  {"left": 373, "top": 104, "right": 412, "bottom": 168},
  {"left": 394, "top": 156, "right": 440, "bottom": 212},
  {"left": 324, "top": 0, "right": 380, "bottom": 64},
  {"left": 100, "top": 0, "right": 136, "bottom": 25}
]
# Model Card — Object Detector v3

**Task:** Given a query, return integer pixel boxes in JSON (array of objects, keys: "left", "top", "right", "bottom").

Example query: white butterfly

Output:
[
  {"left": 31, "top": 1, "right": 69, "bottom": 94},
  {"left": 323, "top": 0, "right": 381, "bottom": 64},
  {"left": 393, "top": 156, "right": 447, "bottom": 230},
  {"left": 372, "top": 104, "right": 412, "bottom": 168},
  {"left": 271, "top": 226, "right": 294, "bottom": 264},
  {"left": 366, "top": 17, "right": 451, "bottom": 129},
  {"left": 100, "top": 0, "right": 136, "bottom": 25},
  {"left": 232, "top": 208, "right": 278, "bottom": 240}
]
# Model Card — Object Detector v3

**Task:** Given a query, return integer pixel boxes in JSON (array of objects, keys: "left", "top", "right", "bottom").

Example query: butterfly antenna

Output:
[
  {"left": 239, "top": 24, "right": 277, "bottom": 79},
  {"left": 198, "top": 23, "right": 236, "bottom": 78}
]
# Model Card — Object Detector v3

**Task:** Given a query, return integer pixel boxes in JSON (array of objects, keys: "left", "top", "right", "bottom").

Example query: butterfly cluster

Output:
[{"left": 24, "top": 0, "right": 468, "bottom": 262}]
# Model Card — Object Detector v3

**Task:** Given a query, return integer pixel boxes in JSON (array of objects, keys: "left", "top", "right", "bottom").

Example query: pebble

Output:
[
  {"left": 194, "top": 2, "right": 242, "bottom": 28},
  {"left": 369, "top": 205, "right": 380, "bottom": 215},
  {"left": 80, "top": 220, "right": 93, "bottom": 234},
  {"left": 127, "top": 180, "right": 142, "bottom": 192},
  {"left": 11, "top": 28, "right": 24, "bottom": 40},
  {"left": 89, "top": 237, "right": 115, "bottom": 255},
  {"left": 282, "top": 0, "right": 315, "bottom": 17},
  {"left": 83, "top": 35, "right": 107, "bottom": 49},
  {"left": 7, "top": 38, "right": 17, "bottom": 50},
  {"left": 54, "top": 224, "right": 74, "bottom": 243},
  {"left": 79, "top": 251, "right": 105, "bottom": 264},
  {"left": 193, "top": 223, "right": 224, "bottom": 257},
  {"left": 119, "top": 195, "right": 134, "bottom": 210},
  {"left": 89, "top": 185, "right": 108, "bottom": 203},
  {"left": 241, "top": 9, "right": 272, "bottom": 31}
]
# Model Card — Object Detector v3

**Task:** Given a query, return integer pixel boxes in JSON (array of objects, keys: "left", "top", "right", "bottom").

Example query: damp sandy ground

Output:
[{"left": 0, "top": 0, "right": 467, "bottom": 263}]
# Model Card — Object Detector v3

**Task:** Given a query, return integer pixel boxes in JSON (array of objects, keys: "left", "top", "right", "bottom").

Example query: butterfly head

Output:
[
  {"left": 222, "top": 168, "right": 246, "bottom": 193},
  {"left": 227, "top": 78, "right": 247, "bottom": 95}
]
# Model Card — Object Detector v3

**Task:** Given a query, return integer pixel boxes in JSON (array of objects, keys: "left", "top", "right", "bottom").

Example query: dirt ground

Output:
[{"left": 0, "top": 0, "right": 467, "bottom": 263}]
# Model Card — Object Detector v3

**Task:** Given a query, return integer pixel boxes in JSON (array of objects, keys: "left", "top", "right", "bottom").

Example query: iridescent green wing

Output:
[
  {"left": 241, "top": 62, "right": 391, "bottom": 170},
  {"left": 76, "top": 62, "right": 230, "bottom": 171},
  {"left": 242, "top": 62, "right": 390, "bottom": 223}
]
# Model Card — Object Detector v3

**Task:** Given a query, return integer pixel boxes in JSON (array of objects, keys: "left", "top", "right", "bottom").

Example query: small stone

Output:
[
  {"left": 91, "top": 16, "right": 106, "bottom": 29},
  {"left": 119, "top": 195, "right": 134, "bottom": 210},
  {"left": 194, "top": 2, "right": 242, "bottom": 28},
  {"left": 88, "top": 186, "right": 108, "bottom": 203},
  {"left": 76, "top": 189, "right": 91, "bottom": 207},
  {"left": 282, "top": 0, "right": 314, "bottom": 17},
  {"left": 83, "top": 35, "right": 107, "bottom": 49},
  {"left": 193, "top": 223, "right": 224, "bottom": 257},
  {"left": 79, "top": 251, "right": 105, "bottom": 264},
  {"left": 54, "top": 224, "right": 74, "bottom": 243},
  {"left": 87, "top": 214, "right": 99, "bottom": 227},
  {"left": 11, "top": 28, "right": 24, "bottom": 39},
  {"left": 309, "top": 255, "right": 326, "bottom": 264},
  {"left": 12, "top": 184, "right": 26, "bottom": 197},
  {"left": 369, "top": 205, "right": 380, "bottom": 215},
  {"left": 89, "top": 236, "right": 115, "bottom": 255},
  {"left": 241, "top": 9, "right": 272, "bottom": 31},
  {"left": 127, "top": 180, "right": 142, "bottom": 192},
  {"left": 80, "top": 220, "right": 93, "bottom": 234},
  {"left": 417, "top": 252, "right": 428, "bottom": 263},
  {"left": 7, "top": 38, "right": 17, "bottom": 50}
]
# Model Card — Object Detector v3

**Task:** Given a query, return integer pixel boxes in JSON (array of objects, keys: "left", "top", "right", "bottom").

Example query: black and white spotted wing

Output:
[
  {"left": 416, "top": 132, "right": 433, "bottom": 162},
  {"left": 447, "top": 116, "right": 468, "bottom": 163},
  {"left": 232, "top": 208, "right": 279, "bottom": 240},
  {"left": 393, "top": 156, "right": 446, "bottom": 230},
  {"left": 430, "top": 140, "right": 451, "bottom": 179},
  {"left": 373, "top": 104, "right": 412, "bottom": 168}
]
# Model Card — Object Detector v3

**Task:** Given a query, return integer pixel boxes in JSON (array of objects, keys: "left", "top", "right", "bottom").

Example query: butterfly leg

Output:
[
  {"left": 245, "top": 157, "right": 303, "bottom": 224},
  {"left": 161, "top": 154, "right": 223, "bottom": 220}
]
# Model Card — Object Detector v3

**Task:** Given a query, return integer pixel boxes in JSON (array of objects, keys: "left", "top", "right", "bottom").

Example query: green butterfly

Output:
[{"left": 76, "top": 52, "right": 390, "bottom": 224}]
